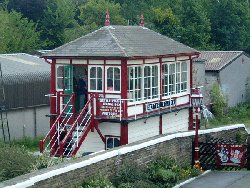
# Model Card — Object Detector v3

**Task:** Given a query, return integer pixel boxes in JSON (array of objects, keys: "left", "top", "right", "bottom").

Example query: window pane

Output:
[{"left": 90, "top": 79, "right": 96, "bottom": 90}]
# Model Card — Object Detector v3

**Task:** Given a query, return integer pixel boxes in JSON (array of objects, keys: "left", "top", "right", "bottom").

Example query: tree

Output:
[
  {"left": 0, "top": 9, "right": 40, "bottom": 53},
  {"left": 7, "top": 0, "right": 47, "bottom": 22},
  {"left": 39, "top": 0, "right": 79, "bottom": 49},
  {"left": 78, "top": 0, "right": 126, "bottom": 33},
  {"left": 177, "top": 0, "right": 212, "bottom": 50},
  {"left": 210, "top": 82, "right": 227, "bottom": 118},
  {"left": 209, "top": 0, "right": 250, "bottom": 51}
]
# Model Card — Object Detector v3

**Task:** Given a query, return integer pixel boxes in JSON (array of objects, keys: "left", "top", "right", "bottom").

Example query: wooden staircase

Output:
[{"left": 40, "top": 93, "right": 94, "bottom": 157}]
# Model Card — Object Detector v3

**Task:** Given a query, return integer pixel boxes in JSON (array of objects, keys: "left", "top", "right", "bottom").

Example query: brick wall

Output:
[{"left": 0, "top": 124, "right": 247, "bottom": 188}]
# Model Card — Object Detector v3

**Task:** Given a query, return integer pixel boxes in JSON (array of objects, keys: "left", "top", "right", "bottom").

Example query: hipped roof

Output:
[{"left": 43, "top": 25, "right": 198, "bottom": 58}]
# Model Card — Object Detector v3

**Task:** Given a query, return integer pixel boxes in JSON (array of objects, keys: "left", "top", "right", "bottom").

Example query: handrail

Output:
[
  {"left": 59, "top": 95, "right": 94, "bottom": 156},
  {"left": 40, "top": 93, "right": 74, "bottom": 153}
]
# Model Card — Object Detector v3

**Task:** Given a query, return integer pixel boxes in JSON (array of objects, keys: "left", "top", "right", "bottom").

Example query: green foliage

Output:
[
  {"left": 11, "top": 136, "right": 42, "bottom": 151},
  {"left": 1, "top": 0, "right": 250, "bottom": 52},
  {"left": 79, "top": 0, "right": 126, "bottom": 29},
  {"left": 148, "top": 157, "right": 179, "bottom": 187},
  {"left": 78, "top": 174, "right": 114, "bottom": 188},
  {"left": 236, "top": 131, "right": 248, "bottom": 144},
  {"left": 32, "top": 154, "right": 63, "bottom": 170},
  {"left": 111, "top": 161, "right": 148, "bottom": 186},
  {"left": 208, "top": 103, "right": 250, "bottom": 127},
  {"left": 211, "top": 82, "right": 227, "bottom": 118},
  {"left": 0, "top": 142, "right": 36, "bottom": 182},
  {"left": 0, "top": 9, "right": 40, "bottom": 53}
]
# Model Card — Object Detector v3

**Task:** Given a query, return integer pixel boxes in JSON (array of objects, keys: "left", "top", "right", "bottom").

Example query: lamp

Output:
[{"left": 191, "top": 88, "right": 203, "bottom": 170}]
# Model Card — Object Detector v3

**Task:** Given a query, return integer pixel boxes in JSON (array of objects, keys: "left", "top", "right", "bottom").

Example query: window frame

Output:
[
  {"left": 105, "top": 66, "right": 121, "bottom": 93},
  {"left": 88, "top": 65, "right": 104, "bottom": 92}
]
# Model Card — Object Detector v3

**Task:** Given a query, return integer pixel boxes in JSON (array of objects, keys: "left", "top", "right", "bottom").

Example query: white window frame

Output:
[
  {"left": 105, "top": 66, "right": 121, "bottom": 93},
  {"left": 162, "top": 61, "right": 189, "bottom": 99},
  {"left": 144, "top": 64, "right": 159, "bottom": 101},
  {"left": 56, "top": 65, "right": 72, "bottom": 92},
  {"left": 128, "top": 66, "right": 143, "bottom": 103},
  {"left": 88, "top": 65, "right": 103, "bottom": 92}
]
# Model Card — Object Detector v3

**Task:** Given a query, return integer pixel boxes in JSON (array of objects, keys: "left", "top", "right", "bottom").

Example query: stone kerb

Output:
[{"left": 1, "top": 124, "right": 246, "bottom": 188}]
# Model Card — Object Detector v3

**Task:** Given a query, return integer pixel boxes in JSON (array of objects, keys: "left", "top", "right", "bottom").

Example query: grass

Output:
[
  {"left": 206, "top": 103, "right": 250, "bottom": 129},
  {"left": 10, "top": 136, "right": 43, "bottom": 151}
]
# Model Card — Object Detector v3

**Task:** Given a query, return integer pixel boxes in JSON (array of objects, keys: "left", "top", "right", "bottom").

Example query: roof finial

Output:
[
  {"left": 139, "top": 14, "right": 144, "bottom": 27},
  {"left": 105, "top": 9, "right": 110, "bottom": 26}
]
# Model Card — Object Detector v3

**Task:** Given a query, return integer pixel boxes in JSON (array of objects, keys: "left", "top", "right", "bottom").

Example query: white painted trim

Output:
[
  {"left": 162, "top": 57, "right": 175, "bottom": 62},
  {"left": 72, "top": 59, "right": 87, "bottom": 64},
  {"left": 56, "top": 59, "right": 70, "bottom": 64},
  {"left": 106, "top": 60, "right": 121, "bottom": 65},
  {"left": 127, "top": 59, "right": 143, "bottom": 65},
  {"left": 7, "top": 124, "right": 246, "bottom": 188},
  {"left": 89, "top": 60, "right": 104, "bottom": 64},
  {"left": 145, "top": 58, "right": 159, "bottom": 64}
]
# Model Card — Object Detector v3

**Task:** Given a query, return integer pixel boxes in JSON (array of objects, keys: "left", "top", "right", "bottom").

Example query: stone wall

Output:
[{"left": 0, "top": 124, "right": 247, "bottom": 188}]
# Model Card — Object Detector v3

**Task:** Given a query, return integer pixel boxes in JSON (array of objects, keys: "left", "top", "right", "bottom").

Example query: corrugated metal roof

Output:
[
  {"left": 0, "top": 53, "right": 50, "bottom": 76},
  {"left": 200, "top": 51, "right": 243, "bottom": 71},
  {"left": 43, "top": 25, "right": 198, "bottom": 58},
  {"left": 0, "top": 53, "right": 50, "bottom": 109}
]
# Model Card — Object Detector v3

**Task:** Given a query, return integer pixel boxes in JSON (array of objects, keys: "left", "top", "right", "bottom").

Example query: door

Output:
[{"left": 56, "top": 65, "right": 73, "bottom": 114}]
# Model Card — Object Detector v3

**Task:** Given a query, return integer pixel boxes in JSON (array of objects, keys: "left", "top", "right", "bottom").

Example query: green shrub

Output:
[
  {"left": 211, "top": 82, "right": 227, "bottom": 118},
  {"left": 148, "top": 157, "right": 180, "bottom": 188},
  {"left": 32, "top": 154, "right": 64, "bottom": 170},
  {"left": 118, "top": 180, "right": 159, "bottom": 188},
  {"left": 111, "top": 161, "right": 148, "bottom": 186},
  {"left": 236, "top": 131, "right": 248, "bottom": 144},
  {"left": 78, "top": 174, "right": 114, "bottom": 188},
  {"left": 0, "top": 142, "right": 36, "bottom": 181},
  {"left": 11, "top": 136, "right": 42, "bottom": 151}
]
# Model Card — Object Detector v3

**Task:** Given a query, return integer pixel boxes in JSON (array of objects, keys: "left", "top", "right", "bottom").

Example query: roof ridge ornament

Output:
[
  {"left": 105, "top": 9, "right": 110, "bottom": 26},
  {"left": 139, "top": 14, "right": 144, "bottom": 27}
]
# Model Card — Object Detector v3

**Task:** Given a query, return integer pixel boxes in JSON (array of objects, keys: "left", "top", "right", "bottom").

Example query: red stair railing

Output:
[
  {"left": 59, "top": 95, "right": 94, "bottom": 157},
  {"left": 40, "top": 93, "right": 75, "bottom": 155}
]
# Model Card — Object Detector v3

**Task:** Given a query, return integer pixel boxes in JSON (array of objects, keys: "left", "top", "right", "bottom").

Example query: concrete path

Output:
[{"left": 180, "top": 171, "right": 250, "bottom": 188}]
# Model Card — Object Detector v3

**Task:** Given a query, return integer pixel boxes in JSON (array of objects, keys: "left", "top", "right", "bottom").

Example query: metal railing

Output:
[{"left": 40, "top": 93, "right": 75, "bottom": 156}]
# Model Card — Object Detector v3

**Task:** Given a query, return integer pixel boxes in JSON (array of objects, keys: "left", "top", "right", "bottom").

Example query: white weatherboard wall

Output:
[
  {"left": 162, "top": 109, "right": 189, "bottom": 134},
  {"left": 128, "top": 116, "right": 159, "bottom": 143},
  {"left": 79, "top": 122, "right": 120, "bottom": 155}
]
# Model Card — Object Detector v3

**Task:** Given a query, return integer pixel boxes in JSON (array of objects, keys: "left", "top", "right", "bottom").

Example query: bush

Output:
[
  {"left": 32, "top": 154, "right": 64, "bottom": 170},
  {"left": 148, "top": 157, "right": 180, "bottom": 187},
  {"left": 11, "top": 136, "right": 42, "bottom": 151},
  {"left": 111, "top": 161, "right": 148, "bottom": 187},
  {"left": 236, "top": 131, "right": 248, "bottom": 144},
  {"left": 78, "top": 174, "right": 114, "bottom": 188},
  {"left": 0, "top": 142, "right": 36, "bottom": 181},
  {"left": 211, "top": 82, "right": 227, "bottom": 118}
]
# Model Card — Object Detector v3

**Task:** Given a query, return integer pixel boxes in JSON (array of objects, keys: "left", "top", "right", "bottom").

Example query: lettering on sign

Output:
[
  {"left": 146, "top": 99, "right": 176, "bottom": 112},
  {"left": 99, "top": 98, "right": 123, "bottom": 119}
]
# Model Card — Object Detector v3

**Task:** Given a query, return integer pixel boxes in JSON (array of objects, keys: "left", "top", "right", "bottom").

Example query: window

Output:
[
  {"left": 162, "top": 61, "right": 188, "bottom": 97},
  {"left": 56, "top": 65, "right": 72, "bottom": 91},
  {"left": 181, "top": 62, "right": 187, "bottom": 92},
  {"left": 107, "top": 67, "right": 120, "bottom": 92},
  {"left": 169, "top": 64, "right": 176, "bottom": 95},
  {"left": 162, "top": 64, "right": 169, "bottom": 97},
  {"left": 89, "top": 66, "right": 103, "bottom": 91},
  {"left": 56, "top": 65, "right": 64, "bottom": 90},
  {"left": 106, "top": 136, "right": 120, "bottom": 149},
  {"left": 128, "top": 66, "right": 142, "bottom": 102},
  {"left": 144, "top": 65, "right": 158, "bottom": 100}
]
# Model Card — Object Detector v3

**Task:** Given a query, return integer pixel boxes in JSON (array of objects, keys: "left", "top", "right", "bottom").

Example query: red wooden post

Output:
[
  {"left": 194, "top": 107, "right": 199, "bottom": 165},
  {"left": 91, "top": 94, "right": 95, "bottom": 131},
  {"left": 50, "top": 60, "right": 57, "bottom": 156},
  {"left": 39, "top": 140, "right": 44, "bottom": 153},
  {"left": 159, "top": 115, "right": 162, "bottom": 134}
]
